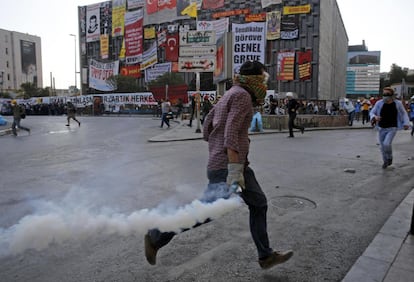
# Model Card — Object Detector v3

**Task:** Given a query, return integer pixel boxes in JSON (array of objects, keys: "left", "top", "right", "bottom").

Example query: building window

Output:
[
  {"left": 5, "top": 47, "right": 8, "bottom": 55},
  {"left": 6, "top": 61, "right": 9, "bottom": 68}
]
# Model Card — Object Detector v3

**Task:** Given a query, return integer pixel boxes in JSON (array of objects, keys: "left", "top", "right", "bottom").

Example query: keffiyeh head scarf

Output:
[{"left": 233, "top": 72, "right": 268, "bottom": 104}]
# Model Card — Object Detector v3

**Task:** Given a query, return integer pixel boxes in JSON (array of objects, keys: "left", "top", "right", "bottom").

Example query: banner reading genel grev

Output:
[
  {"left": 232, "top": 22, "right": 266, "bottom": 74},
  {"left": 89, "top": 59, "right": 119, "bottom": 91}
]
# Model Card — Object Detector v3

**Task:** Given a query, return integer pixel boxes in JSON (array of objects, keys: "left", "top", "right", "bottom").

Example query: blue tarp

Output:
[{"left": 0, "top": 115, "right": 8, "bottom": 126}]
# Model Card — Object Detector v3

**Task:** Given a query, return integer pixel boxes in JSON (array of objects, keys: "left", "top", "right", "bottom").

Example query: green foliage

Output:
[
  {"left": 20, "top": 82, "right": 39, "bottom": 99},
  {"left": 106, "top": 75, "right": 146, "bottom": 93},
  {"left": 388, "top": 64, "right": 407, "bottom": 84},
  {"left": 147, "top": 72, "right": 185, "bottom": 87}
]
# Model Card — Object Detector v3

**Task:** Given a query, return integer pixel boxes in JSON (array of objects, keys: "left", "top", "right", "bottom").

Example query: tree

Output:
[
  {"left": 388, "top": 64, "right": 407, "bottom": 85},
  {"left": 147, "top": 72, "right": 185, "bottom": 87},
  {"left": 106, "top": 75, "right": 146, "bottom": 93},
  {"left": 20, "top": 82, "right": 39, "bottom": 98}
]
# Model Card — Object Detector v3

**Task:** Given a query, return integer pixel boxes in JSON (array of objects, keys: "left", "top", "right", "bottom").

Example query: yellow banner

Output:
[
  {"left": 144, "top": 27, "right": 156, "bottom": 39},
  {"left": 283, "top": 4, "right": 311, "bottom": 15},
  {"left": 100, "top": 34, "right": 109, "bottom": 59}
]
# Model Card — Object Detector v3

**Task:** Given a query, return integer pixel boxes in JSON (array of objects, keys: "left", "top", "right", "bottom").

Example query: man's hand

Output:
[{"left": 227, "top": 163, "right": 245, "bottom": 189}]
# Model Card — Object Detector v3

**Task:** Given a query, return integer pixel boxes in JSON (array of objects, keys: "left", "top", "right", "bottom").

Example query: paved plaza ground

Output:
[{"left": 0, "top": 115, "right": 413, "bottom": 281}]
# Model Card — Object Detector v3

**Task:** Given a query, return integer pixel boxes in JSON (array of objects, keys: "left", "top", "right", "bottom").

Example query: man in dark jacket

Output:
[
  {"left": 11, "top": 100, "right": 30, "bottom": 136},
  {"left": 286, "top": 92, "right": 304, "bottom": 137}
]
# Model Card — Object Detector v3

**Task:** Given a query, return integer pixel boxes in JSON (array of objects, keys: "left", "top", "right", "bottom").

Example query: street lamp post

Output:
[{"left": 69, "top": 34, "right": 77, "bottom": 90}]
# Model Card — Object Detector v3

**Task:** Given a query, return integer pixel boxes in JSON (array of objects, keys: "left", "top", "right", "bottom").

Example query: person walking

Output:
[
  {"left": 286, "top": 92, "right": 304, "bottom": 137},
  {"left": 409, "top": 95, "right": 414, "bottom": 136},
  {"left": 66, "top": 101, "right": 81, "bottom": 127},
  {"left": 160, "top": 99, "right": 171, "bottom": 128},
  {"left": 361, "top": 99, "right": 371, "bottom": 124},
  {"left": 144, "top": 61, "right": 293, "bottom": 269},
  {"left": 370, "top": 87, "right": 410, "bottom": 169},
  {"left": 343, "top": 99, "right": 355, "bottom": 126},
  {"left": 200, "top": 95, "right": 212, "bottom": 125},
  {"left": 11, "top": 100, "right": 30, "bottom": 136},
  {"left": 354, "top": 100, "right": 361, "bottom": 121},
  {"left": 187, "top": 95, "right": 196, "bottom": 127}
]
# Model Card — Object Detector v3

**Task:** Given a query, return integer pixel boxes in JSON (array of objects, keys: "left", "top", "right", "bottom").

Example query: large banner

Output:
[
  {"left": 89, "top": 59, "right": 119, "bottom": 91},
  {"left": 197, "top": 18, "right": 229, "bottom": 39},
  {"left": 261, "top": 0, "right": 282, "bottom": 8},
  {"left": 165, "top": 33, "right": 179, "bottom": 62},
  {"left": 112, "top": 0, "right": 126, "bottom": 37},
  {"left": 127, "top": 0, "right": 145, "bottom": 10},
  {"left": 202, "top": 0, "right": 224, "bottom": 9},
  {"left": 232, "top": 22, "right": 266, "bottom": 74},
  {"left": 145, "top": 63, "right": 172, "bottom": 82},
  {"left": 86, "top": 3, "right": 101, "bottom": 42},
  {"left": 277, "top": 51, "right": 295, "bottom": 81},
  {"left": 140, "top": 41, "right": 158, "bottom": 70},
  {"left": 298, "top": 50, "right": 312, "bottom": 80},
  {"left": 280, "top": 14, "right": 299, "bottom": 40},
  {"left": 20, "top": 40, "right": 37, "bottom": 85},
  {"left": 266, "top": 11, "right": 281, "bottom": 40},
  {"left": 124, "top": 9, "right": 144, "bottom": 65}
]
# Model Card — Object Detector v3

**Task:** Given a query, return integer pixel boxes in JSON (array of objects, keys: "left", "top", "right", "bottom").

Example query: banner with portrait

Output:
[{"left": 266, "top": 11, "right": 281, "bottom": 40}]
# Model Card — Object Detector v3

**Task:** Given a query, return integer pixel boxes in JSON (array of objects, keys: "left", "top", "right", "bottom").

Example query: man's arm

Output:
[{"left": 227, "top": 148, "right": 239, "bottom": 163}]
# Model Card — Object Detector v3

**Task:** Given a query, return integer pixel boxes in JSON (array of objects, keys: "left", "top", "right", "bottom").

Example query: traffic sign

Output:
[
  {"left": 178, "top": 57, "right": 216, "bottom": 72},
  {"left": 179, "top": 45, "right": 216, "bottom": 57},
  {"left": 179, "top": 31, "right": 216, "bottom": 45}
]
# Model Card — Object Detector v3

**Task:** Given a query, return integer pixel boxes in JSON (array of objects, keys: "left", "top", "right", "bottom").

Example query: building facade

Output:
[
  {"left": 346, "top": 40, "right": 381, "bottom": 98},
  {"left": 0, "top": 29, "right": 43, "bottom": 92},
  {"left": 78, "top": 0, "right": 348, "bottom": 101}
]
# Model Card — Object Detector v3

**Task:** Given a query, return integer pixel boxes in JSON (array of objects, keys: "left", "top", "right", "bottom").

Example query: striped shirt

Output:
[{"left": 203, "top": 85, "right": 253, "bottom": 170}]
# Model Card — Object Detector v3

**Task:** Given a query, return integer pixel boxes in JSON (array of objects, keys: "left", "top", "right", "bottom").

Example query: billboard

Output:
[{"left": 20, "top": 40, "right": 37, "bottom": 86}]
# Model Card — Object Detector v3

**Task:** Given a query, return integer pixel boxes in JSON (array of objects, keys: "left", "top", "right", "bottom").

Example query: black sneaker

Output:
[
  {"left": 66, "top": 124, "right": 70, "bottom": 126},
  {"left": 382, "top": 162, "right": 388, "bottom": 169},
  {"left": 144, "top": 233, "right": 159, "bottom": 265},
  {"left": 387, "top": 159, "right": 392, "bottom": 166},
  {"left": 259, "top": 250, "right": 293, "bottom": 269}
]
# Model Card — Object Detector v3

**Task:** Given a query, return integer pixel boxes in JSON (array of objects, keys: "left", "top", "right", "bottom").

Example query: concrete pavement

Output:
[
  {"left": 1, "top": 116, "right": 413, "bottom": 281},
  {"left": 148, "top": 118, "right": 414, "bottom": 282}
]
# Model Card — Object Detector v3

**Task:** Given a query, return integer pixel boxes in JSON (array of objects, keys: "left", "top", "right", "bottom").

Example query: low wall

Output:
[{"left": 262, "top": 114, "right": 348, "bottom": 130}]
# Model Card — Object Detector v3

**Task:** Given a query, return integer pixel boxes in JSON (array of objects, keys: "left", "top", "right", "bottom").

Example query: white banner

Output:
[
  {"left": 145, "top": 63, "right": 172, "bottom": 82},
  {"left": 89, "top": 59, "right": 119, "bottom": 91},
  {"left": 232, "top": 22, "right": 266, "bottom": 74}
]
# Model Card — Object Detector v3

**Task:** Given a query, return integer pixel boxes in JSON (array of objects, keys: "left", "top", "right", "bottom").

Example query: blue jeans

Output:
[
  {"left": 148, "top": 167, "right": 273, "bottom": 260},
  {"left": 378, "top": 127, "right": 397, "bottom": 162}
]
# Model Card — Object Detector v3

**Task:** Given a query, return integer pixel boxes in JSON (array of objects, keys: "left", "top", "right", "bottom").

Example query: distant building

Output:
[
  {"left": 78, "top": 0, "right": 348, "bottom": 101},
  {"left": 346, "top": 40, "right": 381, "bottom": 98},
  {"left": 0, "top": 28, "right": 43, "bottom": 92}
]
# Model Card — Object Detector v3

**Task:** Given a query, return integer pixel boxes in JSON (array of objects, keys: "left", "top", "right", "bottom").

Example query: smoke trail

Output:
[{"left": 0, "top": 192, "right": 242, "bottom": 257}]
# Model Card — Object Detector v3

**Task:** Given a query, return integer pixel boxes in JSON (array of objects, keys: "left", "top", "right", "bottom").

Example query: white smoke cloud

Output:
[{"left": 0, "top": 193, "right": 242, "bottom": 257}]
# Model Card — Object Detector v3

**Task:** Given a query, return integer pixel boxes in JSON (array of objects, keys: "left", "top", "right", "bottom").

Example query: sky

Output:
[{"left": 0, "top": 0, "right": 412, "bottom": 89}]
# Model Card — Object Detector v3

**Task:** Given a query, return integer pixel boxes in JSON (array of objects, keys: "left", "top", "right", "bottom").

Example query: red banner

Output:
[
  {"left": 277, "top": 51, "right": 295, "bottom": 81},
  {"left": 165, "top": 33, "right": 179, "bottom": 62},
  {"left": 202, "top": 0, "right": 224, "bottom": 9},
  {"left": 298, "top": 50, "right": 312, "bottom": 80},
  {"left": 121, "top": 64, "right": 142, "bottom": 78},
  {"left": 125, "top": 10, "right": 143, "bottom": 65},
  {"left": 147, "top": 0, "right": 177, "bottom": 14}
]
